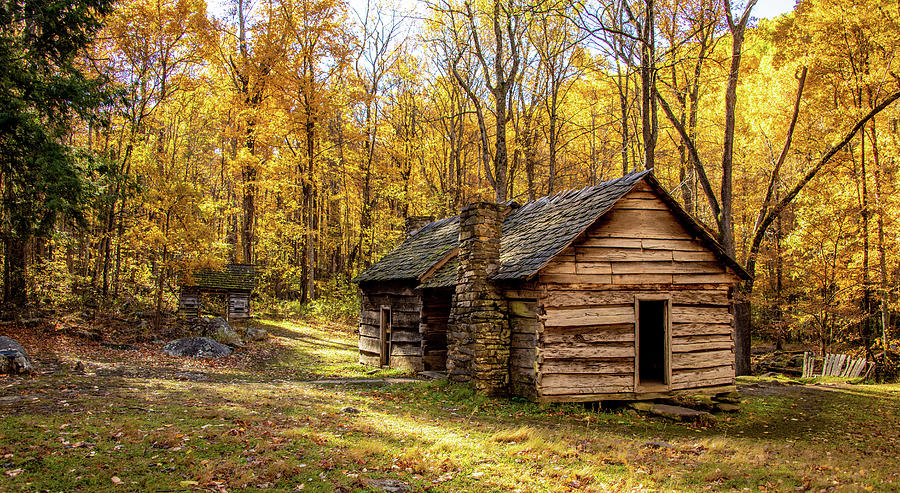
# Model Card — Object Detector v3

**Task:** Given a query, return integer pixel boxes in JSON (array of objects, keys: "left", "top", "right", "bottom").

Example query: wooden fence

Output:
[{"left": 801, "top": 352, "right": 868, "bottom": 378}]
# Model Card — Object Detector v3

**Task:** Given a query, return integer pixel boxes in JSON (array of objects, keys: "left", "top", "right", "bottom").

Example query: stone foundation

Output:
[{"left": 446, "top": 202, "right": 510, "bottom": 395}]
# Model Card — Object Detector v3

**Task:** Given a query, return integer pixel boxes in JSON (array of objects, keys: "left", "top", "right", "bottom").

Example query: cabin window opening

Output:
[
  {"left": 637, "top": 299, "right": 669, "bottom": 387},
  {"left": 380, "top": 306, "right": 392, "bottom": 367}
]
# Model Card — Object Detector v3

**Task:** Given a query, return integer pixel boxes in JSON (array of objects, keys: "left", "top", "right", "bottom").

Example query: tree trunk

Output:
[
  {"left": 3, "top": 237, "right": 27, "bottom": 306},
  {"left": 734, "top": 298, "right": 751, "bottom": 376}
]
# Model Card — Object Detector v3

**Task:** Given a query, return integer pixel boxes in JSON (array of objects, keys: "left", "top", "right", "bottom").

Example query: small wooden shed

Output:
[
  {"left": 353, "top": 171, "right": 751, "bottom": 402},
  {"left": 179, "top": 264, "right": 256, "bottom": 320}
]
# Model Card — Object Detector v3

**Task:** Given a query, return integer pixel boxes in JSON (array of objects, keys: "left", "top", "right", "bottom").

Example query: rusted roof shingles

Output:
[
  {"left": 353, "top": 216, "right": 460, "bottom": 283},
  {"left": 353, "top": 171, "right": 651, "bottom": 285},
  {"left": 186, "top": 264, "right": 257, "bottom": 292}
]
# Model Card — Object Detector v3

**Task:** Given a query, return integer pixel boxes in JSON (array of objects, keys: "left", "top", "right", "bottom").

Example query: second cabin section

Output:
[{"left": 353, "top": 171, "right": 750, "bottom": 402}]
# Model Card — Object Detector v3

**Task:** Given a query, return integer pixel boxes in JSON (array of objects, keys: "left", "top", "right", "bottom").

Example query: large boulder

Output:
[
  {"left": 244, "top": 327, "right": 268, "bottom": 341},
  {"left": 191, "top": 317, "right": 241, "bottom": 346},
  {"left": 163, "top": 337, "right": 232, "bottom": 358},
  {"left": 0, "top": 336, "right": 33, "bottom": 374}
]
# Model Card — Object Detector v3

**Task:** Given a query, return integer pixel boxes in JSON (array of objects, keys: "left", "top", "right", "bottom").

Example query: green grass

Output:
[{"left": 2, "top": 319, "right": 899, "bottom": 492}]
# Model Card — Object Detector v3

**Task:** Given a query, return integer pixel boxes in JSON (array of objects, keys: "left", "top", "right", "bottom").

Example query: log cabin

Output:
[
  {"left": 352, "top": 170, "right": 751, "bottom": 402},
  {"left": 179, "top": 264, "right": 256, "bottom": 321}
]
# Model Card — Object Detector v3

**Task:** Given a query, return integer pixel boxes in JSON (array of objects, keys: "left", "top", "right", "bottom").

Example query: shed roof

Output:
[
  {"left": 182, "top": 264, "right": 257, "bottom": 292},
  {"left": 353, "top": 170, "right": 750, "bottom": 287}
]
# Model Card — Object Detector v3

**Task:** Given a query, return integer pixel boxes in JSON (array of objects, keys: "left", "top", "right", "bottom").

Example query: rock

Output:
[
  {"left": 244, "top": 327, "right": 268, "bottom": 341},
  {"left": 714, "top": 391, "right": 742, "bottom": 404},
  {"left": 0, "top": 336, "right": 33, "bottom": 375},
  {"left": 628, "top": 401, "right": 655, "bottom": 412},
  {"left": 649, "top": 404, "right": 716, "bottom": 425},
  {"left": 361, "top": 478, "right": 409, "bottom": 492},
  {"left": 163, "top": 337, "right": 232, "bottom": 358},
  {"left": 715, "top": 402, "right": 741, "bottom": 413},
  {"left": 341, "top": 406, "right": 360, "bottom": 414},
  {"left": 191, "top": 317, "right": 241, "bottom": 346}
]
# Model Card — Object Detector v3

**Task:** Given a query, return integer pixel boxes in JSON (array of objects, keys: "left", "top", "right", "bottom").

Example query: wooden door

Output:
[
  {"left": 635, "top": 297, "right": 671, "bottom": 390},
  {"left": 379, "top": 306, "right": 392, "bottom": 367}
]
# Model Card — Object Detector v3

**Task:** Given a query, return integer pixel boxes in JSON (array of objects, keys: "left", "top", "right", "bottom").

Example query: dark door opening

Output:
[
  {"left": 380, "top": 307, "right": 392, "bottom": 367},
  {"left": 638, "top": 299, "right": 668, "bottom": 386}
]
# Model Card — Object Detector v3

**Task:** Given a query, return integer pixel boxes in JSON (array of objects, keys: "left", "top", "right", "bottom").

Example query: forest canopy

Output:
[{"left": 1, "top": 0, "right": 898, "bottom": 359}]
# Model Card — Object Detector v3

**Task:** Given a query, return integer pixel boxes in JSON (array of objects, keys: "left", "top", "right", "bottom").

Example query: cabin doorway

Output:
[
  {"left": 636, "top": 298, "right": 670, "bottom": 389},
  {"left": 379, "top": 306, "right": 392, "bottom": 367}
]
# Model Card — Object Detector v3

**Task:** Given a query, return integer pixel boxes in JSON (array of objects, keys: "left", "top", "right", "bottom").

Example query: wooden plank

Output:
[
  {"left": 390, "top": 331, "right": 421, "bottom": 343},
  {"left": 542, "top": 330, "right": 635, "bottom": 345},
  {"left": 672, "top": 261, "right": 725, "bottom": 274},
  {"left": 671, "top": 349, "right": 734, "bottom": 370},
  {"left": 598, "top": 208, "right": 692, "bottom": 239},
  {"left": 359, "top": 324, "right": 380, "bottom": 339},
  {"left": 510, "top": 350, "right": 536, "bottom": 368},
  {"left": 641, "top": 238, "right": 706, "bottom": 251},
  {"left": 359, "top": 336, "right": 381, "bottom": 355},
  {"left": 615, "top": 197, "right": 669, "bottom": 210},
  {"left": 669, "top": 375, "right": 735, "bottom": 390},
  {"left": 580, "top": 237, "right": 643, "bottom": 249},
  {"left": 542, "top": 261, "right": 576, "bottom": 275},
  {"left": 540, "top": 358, "right": 633, "bottom": 374},
  {"left": 610, "top": 261, "right": 676, "bottom": 274},
  {"left": 576, "top": 247, "right": 672, "bottom": 262},
  {"left": 360, "top": 310, "right": 420, "bottom": 328},
  {"left": 391, "top": 344, "right": 422, "bottom": 357},
  {"left": 543, "top": 306, "right": 634, "bottom": 327},
  {"left": 671, "top": 365, "right": 734, "bottom": 386},
  {"left": 543, "top": 289, "right": 728, "bottom": 308},
  {"left": 673, "top": 250, "right": 718, "bottom": 262},
  {"left": 511, "top": 332, "right": 537, "bottom": 349},
  {"left": 359, "top": 353, "right": 381, "bottom": 366},
  {"left": 671, "top": 290, "right": 731, "bottom": 305},
  {"left": 671, "top": 323, "right": 733, "bottom": 336},
  {"left": 671, "top": 339, "right": 733, "bottom": 353},
  {"left": 540, "top": 273, "right": 612, "bottom": 284},
  {"left": 509, "top": 300, "right": 537, "bottom": 318},
  {"left": 544, "top": 290, "right": 635, "bottom": 307},
  {"left": 511, "top": 317, "right": 540, "bottom": 333},
  {"left": 575, "top": 262, "right": 613, "bottom": 275},
  {"left": 540, "top": 345, "right": 634, "bottom": 359},
  {"left": 539, "top": 375, "right": 633, "bottom": 395},
  {"left": 674, "top": 272, "right": 740, "bottom": 284},
  {"left": 671, "top": 306, "right": 732, "bottom": 324},
  {"left": 612, "top": 273, "right": 674, "bottom": 284}
]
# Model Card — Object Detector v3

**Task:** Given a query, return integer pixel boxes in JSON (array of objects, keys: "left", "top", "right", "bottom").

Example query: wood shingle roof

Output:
[
  {"left": 353, "top": 170, "right": 750, "bottom": 288},
  {"left": 182, "top": 264, "right": 257, "bottom": 292}
]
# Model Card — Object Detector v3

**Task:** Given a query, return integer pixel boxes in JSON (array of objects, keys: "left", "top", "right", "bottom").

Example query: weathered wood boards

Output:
[
  {"left": 803, "top": 352, "right": 868, "bottom": 378},
  {"left": 358, "top": 282, "right": 424, "bottom": 371},
  {"left": 534, "top": 183, "right": 737, "bottom": 400},
  {"left": 227, "top": 293, "right": 251, "bottom": 319},
  {"left": 421, "top": 289, "right": 452, "bottom": 371},
  {"left": 178, "top": 293, "right": 200, "bottom": 318},
  {"left": 506, "top": 285, "right": 539, "bottom": 399}
]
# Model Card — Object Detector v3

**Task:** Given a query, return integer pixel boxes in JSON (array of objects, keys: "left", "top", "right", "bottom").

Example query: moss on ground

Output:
[{"left": 1, "top": 320, "right": 899, "bottom": 492}]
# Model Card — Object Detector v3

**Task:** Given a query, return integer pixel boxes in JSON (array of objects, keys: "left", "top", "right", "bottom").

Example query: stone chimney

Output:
[
  {"left": 446, "top": 202, "right": 510, "bottom": 395},
  {"left": 405, "top": 216, "right": 434, "bottom": 236}
]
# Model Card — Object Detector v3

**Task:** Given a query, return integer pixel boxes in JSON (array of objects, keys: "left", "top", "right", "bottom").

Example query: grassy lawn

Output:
[{"left": 1, "top": 319, "right": 899, "bottom": 492}]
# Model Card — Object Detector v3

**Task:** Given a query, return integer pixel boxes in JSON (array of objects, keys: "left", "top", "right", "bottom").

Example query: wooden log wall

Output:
[
  {"left": 358, "top": 283, "right": 424, "bottom": 371},
  {"left": 227, "top": 292, "right": 251, "bottom": 320},
  {"left": 420, "top": 289, "right": 452, "bottom": 370},
  {"left": 534, "top": 182, "right": 738, "bottom": 401},
  {"left": 505, "top": 284, "right": 540, "bottom": 399}
]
